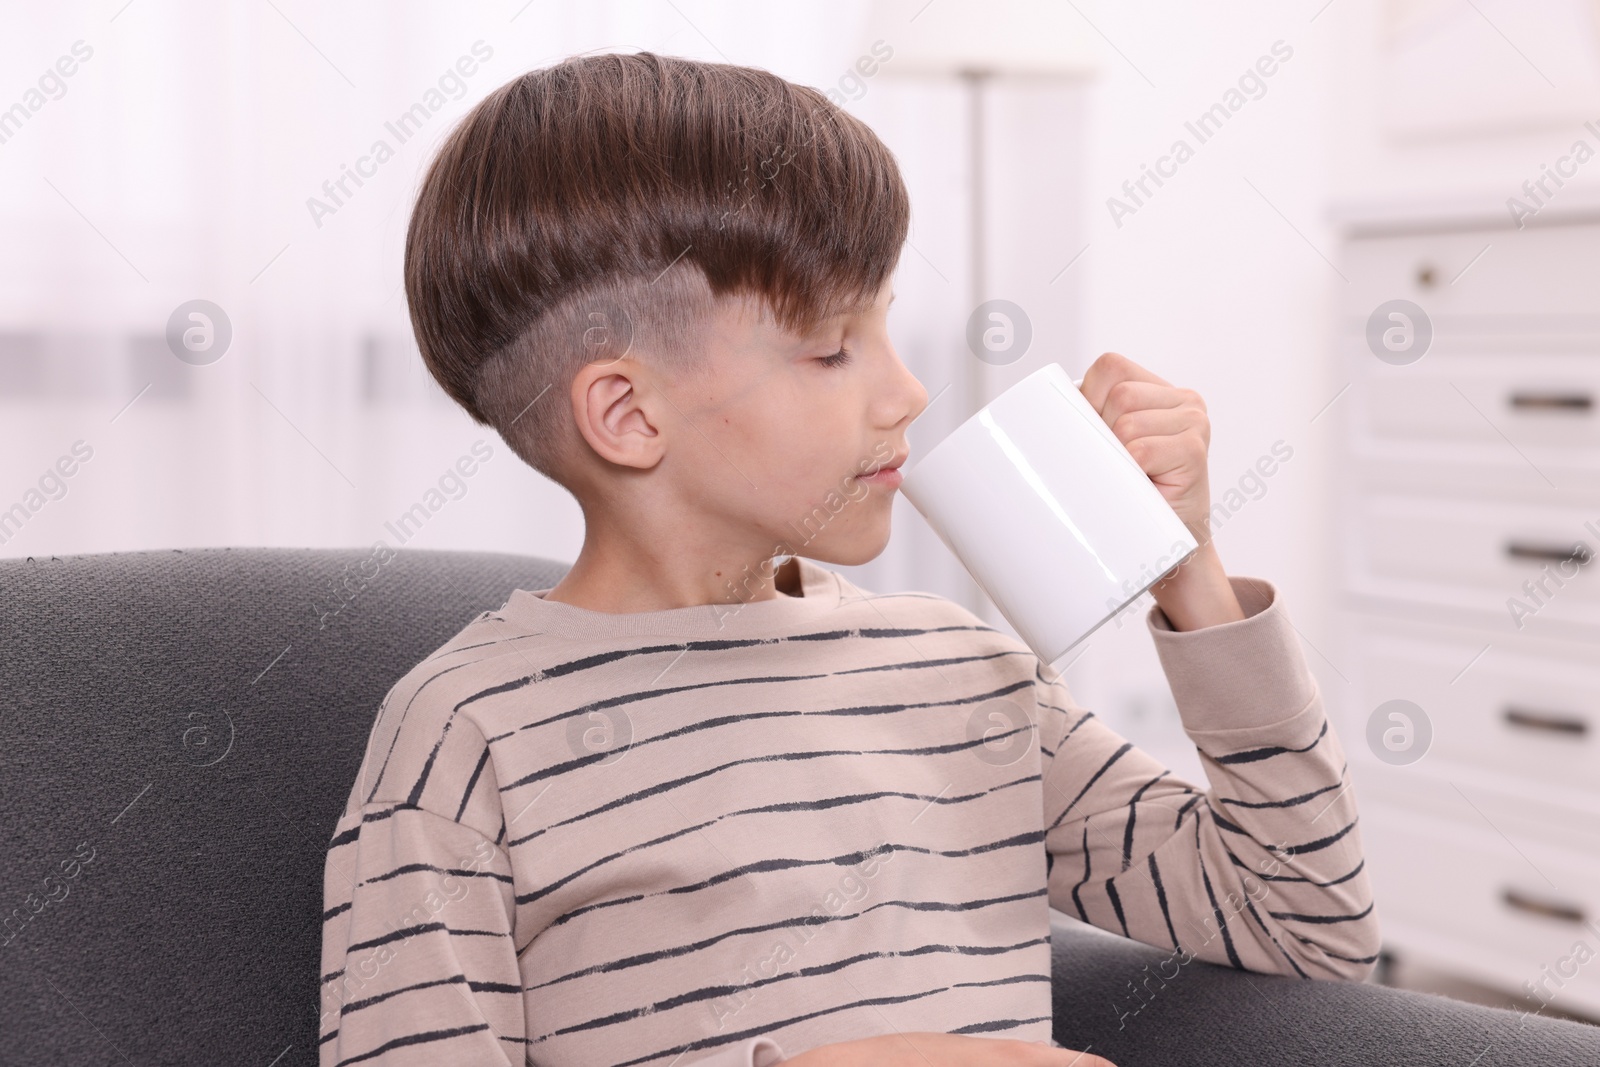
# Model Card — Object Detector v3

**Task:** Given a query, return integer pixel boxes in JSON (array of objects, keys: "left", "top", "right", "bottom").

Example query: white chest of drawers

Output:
[{"left": 1334, "top": 199, "right": 1600, "bottom": 1019}]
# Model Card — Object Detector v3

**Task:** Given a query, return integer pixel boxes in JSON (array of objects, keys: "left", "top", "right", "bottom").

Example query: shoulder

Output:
[{"left": 347, "top": 607, "right": 545, "bottom": 836}]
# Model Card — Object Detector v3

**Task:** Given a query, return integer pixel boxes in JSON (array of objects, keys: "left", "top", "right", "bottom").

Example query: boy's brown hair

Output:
[{"left": 403, "top": 51, "right": 910, "bottom": 484}]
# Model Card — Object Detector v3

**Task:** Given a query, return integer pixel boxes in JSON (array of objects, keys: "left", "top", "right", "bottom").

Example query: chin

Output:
[{"left": 802, "top": 518, "right": 893, "bottom": 568}]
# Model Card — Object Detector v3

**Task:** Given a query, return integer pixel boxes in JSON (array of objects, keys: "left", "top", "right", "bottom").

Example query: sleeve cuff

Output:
[{"left": 1144, "top": 574, "right": 1318, "bottom": 732}]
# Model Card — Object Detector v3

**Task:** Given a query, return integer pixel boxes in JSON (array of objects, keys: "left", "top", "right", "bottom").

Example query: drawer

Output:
[
  {"left": 1352, "top": 351, "right": 1600, "bottom": 451},
  {"left": 1348, "top": 452, "right": 1600, "bottom": 504},
  {"left": 1341, "top": 225, "right": 1600, "bottom": 330},
  {"left": 1352, "top": 628, "right": 1599, "bottom": 801},
  {"left": 1361, "top": 800, "right": 1600, "bottom": 1017},
  {"left": 1347, "top": 494, "right": 1600, "bottom": 630}
]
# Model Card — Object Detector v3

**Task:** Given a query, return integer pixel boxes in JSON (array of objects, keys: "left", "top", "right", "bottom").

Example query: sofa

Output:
[{"left": 2, "top": 546, "right": 1597, "bottom": 1066}]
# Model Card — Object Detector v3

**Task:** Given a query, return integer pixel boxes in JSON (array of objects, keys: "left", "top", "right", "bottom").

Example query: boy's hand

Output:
[
  {"left": 781, "top": 1033, "right": 1115, "bottom": 1066},
  {"left": 1078, "top": 351, "right": 1245, "bottom": 632},
  {"left": 1077, "top": 351, "right": 1211, "bottom": 538}
]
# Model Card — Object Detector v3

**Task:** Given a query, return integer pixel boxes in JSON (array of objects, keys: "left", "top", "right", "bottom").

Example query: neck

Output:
[{"left": 543, "top": 512, "right": 799, "bottom": 613}]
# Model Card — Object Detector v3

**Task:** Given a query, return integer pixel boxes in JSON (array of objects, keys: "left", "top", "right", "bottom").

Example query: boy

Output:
[{"left": 319, "top": 52, "right": 1379, "bottom": 1067}]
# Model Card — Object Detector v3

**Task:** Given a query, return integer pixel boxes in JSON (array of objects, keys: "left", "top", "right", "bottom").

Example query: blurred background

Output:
[{"left": 3, "top": 0, "right": 1598, "bottom": 1024}]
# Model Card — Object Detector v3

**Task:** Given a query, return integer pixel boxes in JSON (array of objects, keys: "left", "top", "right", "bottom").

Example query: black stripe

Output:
[
  {"left": 1070, "top": 825, "right": 1092, "bottom": 922},
  {"left": 335, "top": 975, "right": 525, "bottom": 1022},
  {"left": 1215, "top": 809, "right": 1361, "bottom": 859},
  {"left": 377, "top": 621, "right": 1000, "bottom": 801},
  {"left": 346, "top": 921, "right": 506, "bottom": 955},
  {"left": 1047, "top": 741, "right": 1134, "bottom": 833},
  {"left": 949, "top": 1014, "right": 1053, "bottom": 1035},
  {"left": 1149, "top": 853, "right": 1181, "bottom": 952},
  {"left": 1211, "top": 718, "right": 1328, "bottom": 765},
  {"left": 498, "top": 676, "right": 1037, "bottom": 794},
  {"left": 525, "top": 887, "right": 1048, "bottom": 984},
  {"left": 336, "top": 974, "right": 467, "bottom": 1016},
  {"left": 454, "top": 747, "right": 490, "bottom": 823},
  {"left": 1105, "top": 878, "right": 1129, "bottom": 937},
  {"left": 334, "top": 1023, "right": 493, "bottom": 1066},
  {"left": 482, "top": 665, "right": 886, "bottom": 745},
  {"left": 325, "top": 803, "right": 424, "bottom": 851},
  {"left": 1225, "top": 850, "right": 1366, "bottom": 887},
  {"left": 1241, "top": 894, "right": 1310, "bottom": 979},
  {"left": 1290, "top": 935, "right": 1381, "bottom": 965},
  {"left": 537, "top": 831, "right": 1045, "bottom": 922},
  {"left": 1173, "top": 793, "right": 1201, "bottom": 829},
  {"left": 516, "top": 776, "right": 1037, "bottom": 905},
  {"left": 1281, "top": 817, "right": 1360, "bottom": 857},
  {"left": 364, "top": 656, "right": 490, "bottom": 802},
  {"left": 1216, "top": 766, "right": 1347, "bottom": 810},
  {"left": 532, "top": 937, "right": 1049, "bottom": 1040},
  {"left": 1122, "top": 772, "right": 1170, "bottom": 871},
  {"left": 1195, "top": 819, "right": 1244, "bottom": 970},
  {"left": 1061, "top": 710, "right": 1096, "bottom": 742},
  {"left": 329, "top": 802, "right": 420, "bottom": 846},
  {"left": 356, "top": 860, "right": 512, "bottom": 891},
  {"left": 507, "top": 716, "right": 1040, "bottom": 847},
  {"left": 1268, "top": 900, "right": 1374, "bottom": 924},
  {"left": 837, "top": 647, "right": 1030, "bottom": 676}
]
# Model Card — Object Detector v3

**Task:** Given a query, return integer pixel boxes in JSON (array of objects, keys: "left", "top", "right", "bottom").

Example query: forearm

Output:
[{"left": 1150, "top": 539, "right": 1244, "bottom": 632}]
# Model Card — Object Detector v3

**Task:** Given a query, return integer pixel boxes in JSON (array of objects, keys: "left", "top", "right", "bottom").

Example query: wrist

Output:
[{"left": 1149, "top": 539, "right": 1244, "bottom": 632}]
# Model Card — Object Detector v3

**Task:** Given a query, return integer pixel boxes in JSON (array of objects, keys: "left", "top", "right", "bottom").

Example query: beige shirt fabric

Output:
[{"left": 319, "top": 557, "right": 1379, "bottom": 1066}]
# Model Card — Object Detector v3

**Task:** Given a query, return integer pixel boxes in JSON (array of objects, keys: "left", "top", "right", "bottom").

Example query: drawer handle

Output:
[
  {"left": 1503, "top": 705, "right": 1589, "bottom": 737},
  {"left": 1501, "top": 888, "right": 1587, "bottom": 925},
  {"left": 1504, "top": 541, "right": 1594, "bottom": 566},
  {"left": 1508, "top": 391, "right": 1593, "bottom": 412}
]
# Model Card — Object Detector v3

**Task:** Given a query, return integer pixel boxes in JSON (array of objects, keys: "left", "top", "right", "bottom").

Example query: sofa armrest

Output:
[{"left": 1048, "top": 914, "right": 1600, "bottom": 1065}]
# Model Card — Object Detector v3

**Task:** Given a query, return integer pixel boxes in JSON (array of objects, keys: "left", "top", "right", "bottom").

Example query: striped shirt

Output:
[{"left": 319, "top": 557, "right": 1379, "bottom": 1066}]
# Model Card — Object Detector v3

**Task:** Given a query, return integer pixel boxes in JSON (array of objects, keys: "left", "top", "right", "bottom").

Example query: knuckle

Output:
[{"left": 1108, "top": 379, "right": 1139, "bottom": 404}]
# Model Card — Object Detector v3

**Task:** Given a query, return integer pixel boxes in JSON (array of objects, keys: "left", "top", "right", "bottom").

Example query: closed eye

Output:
[{"left": 819, "top": 347, "right": 853, "bottom": 368}]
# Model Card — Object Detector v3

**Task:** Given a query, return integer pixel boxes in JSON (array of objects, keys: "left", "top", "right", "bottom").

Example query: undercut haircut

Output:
[{"left": 403, "top": 51, "right": 911, "bottom": 485}]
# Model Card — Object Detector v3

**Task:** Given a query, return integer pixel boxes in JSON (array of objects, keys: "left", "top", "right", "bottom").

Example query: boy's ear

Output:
[{"left": 569, "top": 359, "right": 665, "bottom": 471}]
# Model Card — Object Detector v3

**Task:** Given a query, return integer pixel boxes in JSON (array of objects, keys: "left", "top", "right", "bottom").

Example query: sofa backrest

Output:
[{"left": 0, "top": 547, "right": 569, "bottom": 1067}]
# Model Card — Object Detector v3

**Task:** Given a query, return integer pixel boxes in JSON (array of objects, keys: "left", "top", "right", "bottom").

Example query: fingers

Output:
[
  {"left": 1002, "top": 1040, "right": 1118, "bottom": 1066},
  {"left": 1078, "top": 351, "right": 1172, "bottom": 414},
  {"left": 1125, "top": 429, "right": 1208, "bottom": 481},
  {"left": 1105, "top": 404, "right": 1193, "bottom": 444},
  {"left": 1096, "top": 378, "right": 1203, "bottom": 431}
]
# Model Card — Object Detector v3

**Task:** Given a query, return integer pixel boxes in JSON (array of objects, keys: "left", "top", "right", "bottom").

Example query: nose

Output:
[{"left": 884, "top": 344, "right": 929, "bottom": 429}]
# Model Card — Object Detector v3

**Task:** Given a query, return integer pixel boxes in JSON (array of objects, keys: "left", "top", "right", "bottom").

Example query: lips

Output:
[{"left": 858, "top": 450, "right": 908, "bottom": 488}]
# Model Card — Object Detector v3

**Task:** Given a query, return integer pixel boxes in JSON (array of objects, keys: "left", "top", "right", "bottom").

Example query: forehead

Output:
[{"left": 714, "top": 283, "right": 894, "bottom": 341}]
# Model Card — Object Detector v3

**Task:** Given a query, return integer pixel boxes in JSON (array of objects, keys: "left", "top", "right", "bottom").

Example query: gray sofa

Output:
[{"left": 2, "top": 547, "right": 1597, "bottom": 1066}]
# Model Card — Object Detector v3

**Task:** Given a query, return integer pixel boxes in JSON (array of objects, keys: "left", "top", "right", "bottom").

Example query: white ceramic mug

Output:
[{"left": 900, "top": 362, "right": 1199, "bottom": 664}]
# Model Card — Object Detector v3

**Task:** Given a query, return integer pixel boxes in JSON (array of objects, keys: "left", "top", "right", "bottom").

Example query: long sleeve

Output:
[
  {"left": 319, "top": 803, "right": 528, "bottom": 1066},
  {"left": 1038, "top": 575, "right": 1381, "bottom": 982}
]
